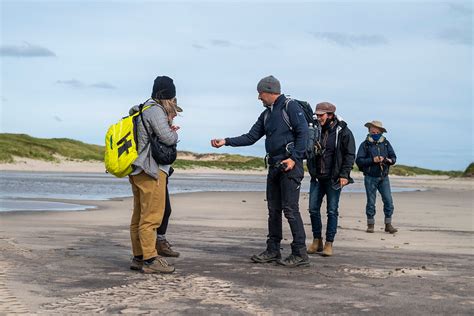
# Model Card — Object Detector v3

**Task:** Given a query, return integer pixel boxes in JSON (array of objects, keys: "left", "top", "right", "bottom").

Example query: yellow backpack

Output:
[{"left": 104, "top": 105, "right": 151, "bottom": 177}]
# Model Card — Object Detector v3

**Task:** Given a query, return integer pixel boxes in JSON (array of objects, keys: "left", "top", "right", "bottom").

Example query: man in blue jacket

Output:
[
  {"left": 211, "top": 75, "right": 309, "bottom": 267},
  {"left": 356, "top": 120, "right": 398, "bottom": 234}
]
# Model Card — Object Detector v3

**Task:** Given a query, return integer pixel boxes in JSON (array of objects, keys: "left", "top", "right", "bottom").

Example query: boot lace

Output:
[{"left": 156, "top": 257, "right": 170, "bottom": 267}]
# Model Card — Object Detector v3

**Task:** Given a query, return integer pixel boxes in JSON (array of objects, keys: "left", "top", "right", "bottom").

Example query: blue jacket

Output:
[
  {"left": 225, "top": 94, "right": 308, "bottom": 163},
  {"left": 356, "top": 136, "right": 397, "bottom": 177}
]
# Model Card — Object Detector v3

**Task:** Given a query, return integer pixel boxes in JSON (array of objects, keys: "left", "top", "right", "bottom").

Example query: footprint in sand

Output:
[
  {"left": 40, "top": 274, "right": 272, "bottom": 315},
  {"left": 0, "top": 261, "right": 30, "bottom": 314}
]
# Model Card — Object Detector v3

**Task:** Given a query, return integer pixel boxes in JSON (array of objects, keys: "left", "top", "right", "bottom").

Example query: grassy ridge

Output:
[
  {"left": 0, "top": 133, "right": 470, "bottom": 176},
  {"left": 388, "top": 165, "right": 463, "bottom": 177},
  {"left": 174, "top": 155, "right": 264, "bottom": 170},
  {"left": 0, "top": 133, "right": 104, "bottom": 163}
]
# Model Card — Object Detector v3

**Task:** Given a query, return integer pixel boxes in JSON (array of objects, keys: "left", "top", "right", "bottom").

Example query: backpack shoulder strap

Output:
[
  {"left": 282, "top": 98, "right": 293, "bottom": 131},
  {"left": 263, "top": 108, "right": 271, "bottom": 129}
]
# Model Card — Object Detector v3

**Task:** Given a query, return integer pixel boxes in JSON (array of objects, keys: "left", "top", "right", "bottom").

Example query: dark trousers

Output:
[
  {"left": 266, "top": 160, "right": 306, "bottom": 256},
  {"left": 157, "top": 186, "right": 171, "bottom": 235},
  {"left": 308, "top": 178, "right": 341, "bottom": 242}
]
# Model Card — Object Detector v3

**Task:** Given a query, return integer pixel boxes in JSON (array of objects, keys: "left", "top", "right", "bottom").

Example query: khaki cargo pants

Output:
[{"left": 129, "top": 170, "right": 167, "bottom": 260}]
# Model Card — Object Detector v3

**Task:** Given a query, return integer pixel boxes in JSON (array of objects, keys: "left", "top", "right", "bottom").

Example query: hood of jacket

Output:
[{"left": 129, "top": 98, "right": 157, "bottom": 116}]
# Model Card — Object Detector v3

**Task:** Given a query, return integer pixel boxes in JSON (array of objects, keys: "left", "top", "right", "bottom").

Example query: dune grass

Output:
[
  {"left": 0, "top": 133, "right": 470, "bottom": 176},
  {"left": 0, "top": 133, "right": 104, "bottom": 163}
]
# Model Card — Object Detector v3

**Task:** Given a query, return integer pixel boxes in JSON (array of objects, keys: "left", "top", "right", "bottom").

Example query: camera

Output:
[{"left": 276, "top": 162, "right": 287, "bottom": 172}]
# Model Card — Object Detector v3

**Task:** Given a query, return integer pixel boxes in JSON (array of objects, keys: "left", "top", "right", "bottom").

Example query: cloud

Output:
[
  {"left": 56, "top": 79, "right": 117, "bottom": 90},
  {"left": 0, "top": 42, "right": 56, "bottom": 57},
  {"left": 437, "top": 28, "right": 472, "bottom": 45},
  {"left": 1, "top": 97, "right": 7, "bottom": 102},
  {"left": 194, "top": 39, "right": 272, "bottom": 50},
  {"left": 210, "top": 39, "right": 232, "bottom": 47},
  {"left": 90, "top": 82, "right": 117, "bottom": 89},
  {"left": 56, "top": 79, "right": 85, "bottom": 88},
  {"left": 53, "top": 115, "right": 63, "bottom": 122},
  {"left": 310, "top": 32, "right": 388, "bottom": 48},
  {"left": 448, "top": 3, "right": 473, "bottom": 17},
  {"left": 192, "top": 43, "right": 206, "bottom": 50}
]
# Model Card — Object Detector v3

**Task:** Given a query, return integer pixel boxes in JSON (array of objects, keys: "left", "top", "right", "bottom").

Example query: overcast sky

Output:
[{"left": 1, "top": 0, "right": 472, "bottom": 170}]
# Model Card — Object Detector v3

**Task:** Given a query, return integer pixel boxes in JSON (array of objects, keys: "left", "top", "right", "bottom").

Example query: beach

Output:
[{"left": 0, "top": 164, "right": 473, "bottom": 314}]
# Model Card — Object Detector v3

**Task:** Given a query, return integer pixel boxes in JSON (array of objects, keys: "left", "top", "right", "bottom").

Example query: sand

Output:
[{"left": 0, "top": 167, "right": 473, "bottom": 314}]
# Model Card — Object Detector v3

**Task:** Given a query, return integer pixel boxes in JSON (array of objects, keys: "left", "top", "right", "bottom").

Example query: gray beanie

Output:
[{"left": 257, "top": 75, "right": 281, "bottom": 94}]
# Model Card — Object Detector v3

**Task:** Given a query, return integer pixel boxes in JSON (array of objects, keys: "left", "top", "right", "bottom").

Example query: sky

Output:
[{"left": 1, "top": 0, "right": 472, "bottom": 171}]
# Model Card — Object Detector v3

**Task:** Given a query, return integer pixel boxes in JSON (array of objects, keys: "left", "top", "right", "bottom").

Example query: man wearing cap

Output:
[
  {"left": 356, "top": 121, "right": 398, "bottom": 234},
  {"left": 306, "top": 102, "right": 356, "bottom": 257},
  {"left": 128, "top": 75, "right": 182, "bottom": 274},
  {"left": 211, "top": 75, "right": 310, "bottom": 267}
]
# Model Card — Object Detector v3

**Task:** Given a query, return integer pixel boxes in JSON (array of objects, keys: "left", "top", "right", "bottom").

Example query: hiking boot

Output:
[
  {"left": 277, "top": 254, "right": 310, "bottom": 267},
  {"left": 130, "top": 257, "right": 143, "bottom": 271},
  {"left": 250, "top": 250, "right": 281, "bottom": 263},
  {"left": 156, "top": 239, "right": 180, "bottom": 257},
  {"left": 307, "top": 238, "right": 324, "bottom": 254},
  {"left": 385, "top": 223, "right": 398, "bottom": 234},
  {"left": 322, "top": 242, "right": 333, "bottom": 257},
  {"left": 366, "top": 224, "right": 375, "bottom": 233},
  {"left": 142, "top": 257, "right": 175, "bottom": 274}
]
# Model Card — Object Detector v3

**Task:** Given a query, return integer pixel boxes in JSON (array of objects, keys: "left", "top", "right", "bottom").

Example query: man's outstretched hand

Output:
[{"left": 211, "top": 139, "right": 226, "bottom": 148}]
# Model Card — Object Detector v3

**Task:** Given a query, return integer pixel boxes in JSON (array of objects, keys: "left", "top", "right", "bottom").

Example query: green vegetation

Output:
[
  {"left": 0, "top": 133, "right": 104, "bottom": 163},
  {"left": 388, "top": 165, "right": 463, "bottom": 177},
  {"left": 174, "top": 155, "right": 264, "bottom": 170},
  {"left": 0, "top": 133, "right": 470, "bottom": 176},
  {"left": 352, "top": 164, "right": 462, "bottom": 177},
  {"left": 462, "top": 163, "right": 474, "bottom": 177}
]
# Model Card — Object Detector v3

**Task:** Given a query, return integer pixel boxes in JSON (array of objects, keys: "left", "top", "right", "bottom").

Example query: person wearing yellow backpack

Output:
[{"left": 128, "top": 76, "right": 182, "bottom": 274}]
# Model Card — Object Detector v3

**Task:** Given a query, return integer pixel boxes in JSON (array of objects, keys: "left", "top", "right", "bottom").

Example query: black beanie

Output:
[{"left": 151, "top": 76, "right": 176, "bottom": 99}]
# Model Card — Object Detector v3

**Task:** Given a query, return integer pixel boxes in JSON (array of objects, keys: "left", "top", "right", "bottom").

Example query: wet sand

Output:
[{"left": 0, "top": 176, "right": 472, "bottom": 314}]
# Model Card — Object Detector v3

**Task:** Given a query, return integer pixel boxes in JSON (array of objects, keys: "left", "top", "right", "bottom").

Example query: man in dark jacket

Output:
[
  {"left": 356, "top": 120, "right": 398, "bottom": 234},
  {"left": 306, "top": 102, "right": 355, "bottom": 257},
  {"left": 211, "top": 75, "right": 309, "bottom": 267}
]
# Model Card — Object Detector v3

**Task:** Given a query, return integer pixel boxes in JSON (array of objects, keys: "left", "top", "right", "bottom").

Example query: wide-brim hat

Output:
[{"left": 364, "top": 120, "right": 387, "bottom": 133}]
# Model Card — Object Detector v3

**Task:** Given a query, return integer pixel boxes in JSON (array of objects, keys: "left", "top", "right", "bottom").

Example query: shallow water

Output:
[{"left": 0, "top": 171, "right": 419, "bottom": 212}]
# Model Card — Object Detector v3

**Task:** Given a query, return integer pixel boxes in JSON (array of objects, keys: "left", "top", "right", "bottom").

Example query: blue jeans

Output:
[
  {"left": 308, "top": 178, "right": 341, "bottom": 242},
  {"left": 266, "top": 160, "right": 306, "bottom": 256},
  {"left": 364, "top": 175, "right": 394, "bottom": 224}
]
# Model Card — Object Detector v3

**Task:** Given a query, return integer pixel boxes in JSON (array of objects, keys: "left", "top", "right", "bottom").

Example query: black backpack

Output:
[{"left": 264, "top": 98, "right": 321, "bottom": 159}]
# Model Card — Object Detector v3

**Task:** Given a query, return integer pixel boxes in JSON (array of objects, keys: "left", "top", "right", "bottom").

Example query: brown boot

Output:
[
  {"left": 307, "top": 238, "right": 324, "bottom": 254},
  {"left": 156, "top": 239, "right": 180, "bottom": 257},
  {"left": 385, "top": 223, "right": 398, "bottom": 234},
  {"left": 366, "top": 224, "right": 375, "bottom": 233},
  {"left": 322, "top": 242, "right": 333, "bottom": 257}
]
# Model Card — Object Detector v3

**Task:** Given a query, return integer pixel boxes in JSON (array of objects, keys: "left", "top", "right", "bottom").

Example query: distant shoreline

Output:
[{"left": 0, "top": 157, "right": 267, "bottom": 175}]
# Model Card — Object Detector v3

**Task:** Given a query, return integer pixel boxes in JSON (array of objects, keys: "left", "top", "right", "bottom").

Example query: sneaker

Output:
[
  {"left": 277, "top": 254, "right": 310, "bottom": 267},
  {"left": 142, "top": 257, "right": 175, "bottom": 274},
  {"left": 130, "top": 257, "right": 143, "bottom": 271},
  {"left": 250, "top": 250, "right": 281, "bottom": 263}
]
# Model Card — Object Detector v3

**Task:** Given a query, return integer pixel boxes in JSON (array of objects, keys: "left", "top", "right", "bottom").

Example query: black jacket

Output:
[
  {"left": 356, "top": 136, "right": 396, "bottom": 177},
  {"left": 225, "top": 94, "right": 308, "bottom": 163},
  {"left": 307, "top": 117, "right": 356, "bottom": 185}
]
